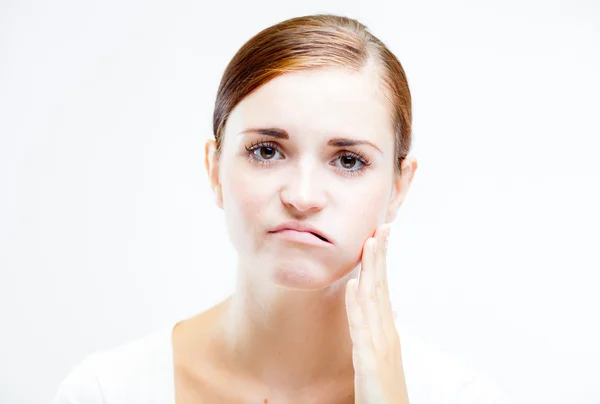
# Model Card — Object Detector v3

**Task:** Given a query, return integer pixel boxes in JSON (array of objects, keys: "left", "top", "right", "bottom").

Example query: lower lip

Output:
[{"left": 270, "top": 229, "right": 332, "bottom": 247}]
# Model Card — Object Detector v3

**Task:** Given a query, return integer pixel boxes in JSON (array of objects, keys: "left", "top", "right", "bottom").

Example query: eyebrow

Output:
[{"left": 238, "top": 128, "right": 383, "bottom": 153}]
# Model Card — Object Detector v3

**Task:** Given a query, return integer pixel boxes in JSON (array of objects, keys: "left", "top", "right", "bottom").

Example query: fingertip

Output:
[
  {"left": 384, "top": 223, "right": 391, "bottom": 238},
  {"left": 346, "top": 278, "right": 356, "bottom": 294},
  {"left": 361, "top": 237, "right": 375, "bottom": 257}
]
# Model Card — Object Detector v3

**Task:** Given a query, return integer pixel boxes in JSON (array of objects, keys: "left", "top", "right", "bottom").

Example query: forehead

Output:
[{"left": 225, "top": 67, "right": 394, "bottom": 143}]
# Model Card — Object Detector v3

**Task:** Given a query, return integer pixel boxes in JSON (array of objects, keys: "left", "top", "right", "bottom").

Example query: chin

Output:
[{"left": 269, "top": 258, "right": 355, "bottom": 291}]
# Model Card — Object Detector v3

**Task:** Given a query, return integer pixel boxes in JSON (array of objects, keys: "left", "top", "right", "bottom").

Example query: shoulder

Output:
[
  {"left": 398, "top": 326, "right": 509, "bottom": 404},
  {"left": 53, "top": 325, "right": 175, "bottom": 404}
]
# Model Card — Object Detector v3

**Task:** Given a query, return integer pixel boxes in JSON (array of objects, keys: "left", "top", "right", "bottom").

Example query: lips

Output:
[
  {"left": 269, "top": 221, "right": 332, "bottom": 244},
  {"left": 282, "top": 229, "right": 329, "bottom": 243},
  {"left": 306, "top": 232, "right": 329, "bottom": 242}
]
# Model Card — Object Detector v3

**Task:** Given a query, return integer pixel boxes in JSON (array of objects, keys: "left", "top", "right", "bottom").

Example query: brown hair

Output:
[{"left": 212, "top": 14, "right": 412, "bottom": 174}]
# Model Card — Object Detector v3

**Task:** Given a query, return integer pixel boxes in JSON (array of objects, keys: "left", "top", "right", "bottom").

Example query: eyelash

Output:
[{"left": 244, "top": 140, "right": 372, "bottom": 177}]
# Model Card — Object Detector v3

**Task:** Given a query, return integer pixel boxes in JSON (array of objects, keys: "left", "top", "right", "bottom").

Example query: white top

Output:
[{"left": 53, "top": 321, "right": 507, "bottom": 404}]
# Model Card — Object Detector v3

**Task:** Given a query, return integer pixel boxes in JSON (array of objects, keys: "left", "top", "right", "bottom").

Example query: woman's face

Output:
[{"left": 206, "top": 66, "right": 416, "bottom": 290}]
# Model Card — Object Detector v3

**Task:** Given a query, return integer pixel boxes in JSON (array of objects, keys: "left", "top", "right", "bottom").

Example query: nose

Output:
[{"left": 280, "top": 159, "right": 327, "bottom": 214}]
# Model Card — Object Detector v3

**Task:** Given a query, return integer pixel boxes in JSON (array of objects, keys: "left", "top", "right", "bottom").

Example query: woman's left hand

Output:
[{"left": 345, "top": 223, "right": 410, "bottom": 404}]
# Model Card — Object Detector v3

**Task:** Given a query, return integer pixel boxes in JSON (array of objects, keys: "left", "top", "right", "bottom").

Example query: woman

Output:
[{"left": 54, "top": 14, "right": 504, "bottom": 404}]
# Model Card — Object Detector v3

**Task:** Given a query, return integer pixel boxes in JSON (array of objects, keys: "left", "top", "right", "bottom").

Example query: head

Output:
[{"left": 205, "top": 14, "right": 417, "bottom": 291}]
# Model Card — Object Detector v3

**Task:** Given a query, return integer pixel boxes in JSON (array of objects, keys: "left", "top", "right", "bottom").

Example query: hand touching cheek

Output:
[{"left": 345, "top": 224, "right": 410, "bottom": 404}]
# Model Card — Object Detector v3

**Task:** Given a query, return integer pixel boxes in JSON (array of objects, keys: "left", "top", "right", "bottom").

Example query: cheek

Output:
[
  {"left": 349, "top": 201, "right": 381, "bottom": 240},
  {"left": 221, "top": 166, "right": 272, "bottom": 249},
  {"left": 339, "top": 187, "right": 390, "bottom": 249}
]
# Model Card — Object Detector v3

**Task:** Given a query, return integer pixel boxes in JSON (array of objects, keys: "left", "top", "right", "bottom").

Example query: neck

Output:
[{"left": 214, "top": 266, "right": 358, "bottom": 390}]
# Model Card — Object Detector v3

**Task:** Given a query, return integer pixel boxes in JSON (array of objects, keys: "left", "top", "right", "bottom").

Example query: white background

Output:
[{"left": 1, "top": 0, "right": 599, "bottom": 403}]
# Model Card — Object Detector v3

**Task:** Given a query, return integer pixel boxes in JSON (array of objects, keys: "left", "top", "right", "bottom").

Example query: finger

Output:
[
  {"left": 376, "top": 225, "right": 398, "bottom": 342},
  {"left": 375, "top": 224, "right": 391, "bottom": 297},
  {"left": 357, "top": 236, "right": 377, "bottom": 304},
  {"left": 374, "top": 224, "right": 394, "bottom": 347},
  {"left": 358, "top": 228, "right": 385, "bottom": 348},
  {"left": 345, "top": 278, "right": 375, "bottom": 369}
]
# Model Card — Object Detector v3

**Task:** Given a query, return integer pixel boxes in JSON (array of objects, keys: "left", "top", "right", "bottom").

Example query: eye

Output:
[
  {"left": 331, "top": 151, "right": 370, "bottom": 176},
  {"left": 256, "top": 145, "right": 278, "bottom": 160},
  {"left": 245, "top": 141, "right": 283, "bottom": 164},
  {"left": 338, "top": 155, "right": 362, "bottom": 170}
]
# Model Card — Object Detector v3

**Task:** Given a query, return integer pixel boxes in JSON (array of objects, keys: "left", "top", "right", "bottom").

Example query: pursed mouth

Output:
[{"left": 271, "top": 229, "right": 331, "bottom": 244}]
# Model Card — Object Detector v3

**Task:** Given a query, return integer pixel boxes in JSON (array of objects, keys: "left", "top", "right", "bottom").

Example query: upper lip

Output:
[{"left": 269, "top": 220, "right": 332, "bottom": 244}]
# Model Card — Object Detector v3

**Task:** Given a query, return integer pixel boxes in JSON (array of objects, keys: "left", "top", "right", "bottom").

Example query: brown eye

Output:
[
  {"left": 340, "top": 155, "right": 358, "bottom": 169},
  {"left": 248, "top": 143, "right": 282, "bottom": 162},
  {"left": 331, "top": 152, "right": 370, "bottom": 176},
  {"left": 259, "top": 146, "right": 276, "bottom": 160}
]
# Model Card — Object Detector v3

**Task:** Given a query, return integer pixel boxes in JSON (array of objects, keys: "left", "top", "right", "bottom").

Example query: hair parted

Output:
[{"left": 213, "top": 14, "right": 412, "bottom": 174}]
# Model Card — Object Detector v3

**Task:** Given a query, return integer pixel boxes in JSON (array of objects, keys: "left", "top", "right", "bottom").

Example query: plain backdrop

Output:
[{"left": 1, "top": 0, "right": 599, "bottom": 403}]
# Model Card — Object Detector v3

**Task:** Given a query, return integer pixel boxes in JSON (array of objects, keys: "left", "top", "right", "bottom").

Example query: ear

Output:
[
  {"left": 385, "top": 156, "right": 418, "bottom": 223},
  {"left": 204, "top": 139, "right": 223, "bottom": 209}
]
